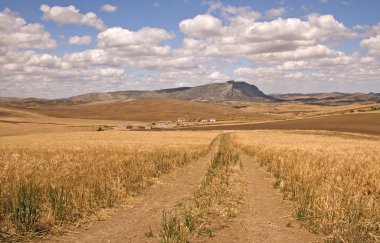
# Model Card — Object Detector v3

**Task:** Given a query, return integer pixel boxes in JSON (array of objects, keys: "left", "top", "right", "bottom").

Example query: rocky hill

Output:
[{"left": 67, "top": 80, "right": 275, "bottom": 103}]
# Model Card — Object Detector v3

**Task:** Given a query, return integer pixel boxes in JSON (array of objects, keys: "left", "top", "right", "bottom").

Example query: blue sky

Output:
[{"left": 0, "top": 0, "right": 379, "bottom": 98}]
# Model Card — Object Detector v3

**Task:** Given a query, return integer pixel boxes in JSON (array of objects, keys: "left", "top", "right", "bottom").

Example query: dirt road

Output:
[
  {"left": 205, "top": 151, "right": 321, "bottom": 242},
  {"left": 43, "top": 137, "right": 321, "bottom": 243}
]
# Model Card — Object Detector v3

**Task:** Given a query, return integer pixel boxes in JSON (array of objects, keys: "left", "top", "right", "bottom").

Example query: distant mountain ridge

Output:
[
  {"left": 1, "top": 80, "right": 380, "bottom": 107},
  {"left": 68, "top": 80, "right": 275, "bottom": 103},
  {"left": 272, "top": 92, "right": 380, "bottom": 105}
]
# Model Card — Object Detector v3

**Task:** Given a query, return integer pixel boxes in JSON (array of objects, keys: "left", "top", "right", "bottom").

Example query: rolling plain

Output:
[{"left": 0, "top": 94, "right": 379, "bottom": 242}]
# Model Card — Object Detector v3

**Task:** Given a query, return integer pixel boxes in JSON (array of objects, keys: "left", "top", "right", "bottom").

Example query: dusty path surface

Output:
[
  {"left": 205, "top": 151, "right": 322, "bottom": 243},
  {"left": 43, "top": 139, "right": 219, "bottom": 243}
]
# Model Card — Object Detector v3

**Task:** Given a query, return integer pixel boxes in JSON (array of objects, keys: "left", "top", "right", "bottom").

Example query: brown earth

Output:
[
  {"left": 186, "top": 113, "right": 380, "bottom": 136},
  {"left": 205, "top": 151, "right": 321, "bottom": 243},
  {"left": 42, "top": 136, "right": 321, "bottom": 243}
]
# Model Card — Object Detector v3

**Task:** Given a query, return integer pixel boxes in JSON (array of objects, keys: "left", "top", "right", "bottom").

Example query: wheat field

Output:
[
  {"left": 0, "top": 131, "right": 218, "bottom": 240},
  {"left": 232, "top": 130, "right": 380, "bottom": 242}
]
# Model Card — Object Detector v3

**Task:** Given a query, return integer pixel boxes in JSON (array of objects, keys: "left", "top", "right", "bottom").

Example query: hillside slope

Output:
[
  {"left": 25, "top": 99, "right": 277, "bottom": 122},
  {"left": 67, "top": 80, "right": 275, "bottom": 103}
]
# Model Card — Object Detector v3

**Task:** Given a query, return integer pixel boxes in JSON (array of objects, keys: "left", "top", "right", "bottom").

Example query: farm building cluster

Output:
[
  {"left": 117, "top": 117, "right": 217, "bottom": 131},
  {"left": 177, "top": 117, "right": 216, "bottom": 123}
]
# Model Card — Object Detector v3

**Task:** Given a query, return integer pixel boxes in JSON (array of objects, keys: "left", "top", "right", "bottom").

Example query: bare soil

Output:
[{"left": 204, "top": 152, "right": 321, "bottom": 243}]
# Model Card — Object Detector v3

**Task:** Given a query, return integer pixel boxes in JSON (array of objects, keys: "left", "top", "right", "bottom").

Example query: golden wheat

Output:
[
  {"left": 0, "top": 131, "right": 218, "bottom": 240},
  {"left": 159, "top": 134, "right": 243, "bottom": 242},
  {"left": 232, "top": 130, "right": 380, "bottom": 242}
]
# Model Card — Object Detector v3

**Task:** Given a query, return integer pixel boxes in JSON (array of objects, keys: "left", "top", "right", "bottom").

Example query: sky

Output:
[{"left": 0, "top": 0, "right": 380, "bottom": 98}]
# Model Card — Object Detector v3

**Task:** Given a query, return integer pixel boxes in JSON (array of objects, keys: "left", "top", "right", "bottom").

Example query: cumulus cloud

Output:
[
  {"left": 98, "top": 27, "right": 174, "bottom": 47},
  {"left": 276, "top": 60, "right": 307, "bottom": 71},
  {"left": 265, "top": 7, "right": 286, "bottom": 19},
  {"left": 179, "top": 9, "right": 355, "bottom": 60},
  {"left": 97, "top": 27, "right": 174, "bottom": 56},
  {"left": 64, "top": 49, "right": 112, "bottom": 65},
  {"left": 0, "top": 8, "right": 56, "bottom": 49},
  {"left": 40, "top": 4, "right": 106, "bottom": 30},
  {"left": 359, "top": 22, "right": 380, "bottom": 56},
  {"left": 68, "top": 35, "right": 92, "bottom": 45},
  {"left": 250, "top": 44, "right": 341, "bottom": 62},
  {"left": 0, "top": 48, "right": 127, "bottom": 98},
  {"left": 361, "top": 35, "right": 380, "bottom": 56},
  {"left": 284, "top": 72, "right": 304, "bottom": 78},
  {"left": 1, "top": 2, "right": 379, "bottom": 97},
  {"left": 179, "top": 14, "right": 223, "bottom": 37},
  {"left": 100, "top": 4, "right": 117, "bottom": 12},
  {"left": 63, "top": 26, "right": 200, "bottom": 72}
]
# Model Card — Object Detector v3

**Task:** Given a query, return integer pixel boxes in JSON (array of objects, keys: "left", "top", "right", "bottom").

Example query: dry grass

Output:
[
  {"left": 158, "top": 134, "right": 243, "bottom": 242},
  {"left": 232, "top": 130, "right": 380, "bottom": 242},
  {"left": 0, "top": 131, "right": 218, "bottom": 240}
]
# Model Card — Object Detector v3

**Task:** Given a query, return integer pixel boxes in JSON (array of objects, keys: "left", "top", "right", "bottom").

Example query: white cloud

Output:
[
  {"left": 265, "top": 7, "right": 286, "bottom": 19},
  {"left": 64, "top": 49, "right": 112, "bottom": 65},
  {"left": 68, "top": 35, "right": 92, "bottom": 45},
  {"left": 64, "top": 26, "right": 199, "bottom": 72},
  {"left": 276, "top": 61, "right": 307, "bottom": 71},
  {"left": 179, "top": 10, "right": 355, "bottom": 60},
  {"left": 234, "top": 51, "right": 380, "bottom": 93},
  {"left": 361, "top": 35, "right": 380, "bottom": 56},
  {"left": 251, "top": 45, "right": 341, "bottom": 62},
  {"left": 180, "top": 14, "right": 223, "bottom": 37},
  {"left": 1, "top": 2, "right": 379, "bottom": 97},
  {"left": 0, "top": 8, "right": 56, "bottom": 49},
  {"left": 0, "top": 48, "right": 127, "bottom": 98},
  {"left": 98, "top": 27, "right": 174, "bottom": 47},
  {"left": 40, "top": 4, "right": 106, "bottom": 30},
  {"left": 284, "top": 72, "right": 304, "bottom": 78},
  {"left": 100, "top": 4, "right": 117, "bottom": 13},
  {"left": 97, "top": 27, "right": 174, "bottom": 56}
]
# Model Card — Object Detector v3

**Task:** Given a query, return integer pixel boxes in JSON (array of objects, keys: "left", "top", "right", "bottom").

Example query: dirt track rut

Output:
[{"left": 206, "top": 151, "right": 321, "bottom": 243}]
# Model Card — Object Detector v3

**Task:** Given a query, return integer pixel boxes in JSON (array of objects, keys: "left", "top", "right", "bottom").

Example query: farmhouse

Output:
[
  {"left": 177, "top": 117, "right": 189, "bottom": 122},
  {"left": 177, "top": 117, "right": 217, "bottom": 123},
  {"left": 118, "top": 124, "right": 133, "bottom": 130}
]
